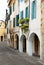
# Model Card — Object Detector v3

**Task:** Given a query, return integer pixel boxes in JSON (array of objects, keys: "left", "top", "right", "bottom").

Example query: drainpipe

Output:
[{"left": 29, "top": 0, "right": 30, "bottom": 31}]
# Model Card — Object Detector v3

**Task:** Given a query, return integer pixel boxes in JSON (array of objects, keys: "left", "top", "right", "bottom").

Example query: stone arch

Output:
[
  {"left": 28, "top": 32, "right": 40, "bottom": 57},
  {"left": 15, "top": 34, "right": 19, "bottom": 50},
  {"left": 20, "top": 35, "right": 26, "bottom": 52}
]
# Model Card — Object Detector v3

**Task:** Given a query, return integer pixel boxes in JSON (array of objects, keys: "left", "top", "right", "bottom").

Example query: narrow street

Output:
[{"left": 0, "top": 41, "right": 43, "bottom": 65}]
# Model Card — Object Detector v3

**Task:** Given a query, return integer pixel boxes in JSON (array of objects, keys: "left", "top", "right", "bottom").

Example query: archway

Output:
[
  {"left": 15, "top": 34, "right": 19, "bottom": 50},
  {"left": 29, "top": 33, "right": 40, "bottom": 57},
  {"left": 20, "top": 35, "right": 26, "bottom": 52}
]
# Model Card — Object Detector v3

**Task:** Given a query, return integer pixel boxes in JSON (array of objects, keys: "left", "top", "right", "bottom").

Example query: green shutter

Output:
[
  {"left": 32, "top": 1, "right": 36, "bottom": 19},
  {"left": 25, "top": 7, "right": 28, "bottom": 18},
  {"left": 20, "top": 11, "right": 23, "bottom": 19},
  {"left": 13, "top": 18, "right": 15, "bottom": 27},
  {"left": 13, "top": 3, "right": 14, "bottom": 11},
  {"left": 16, "top": 15, "right": 19, "bottom": 26}
]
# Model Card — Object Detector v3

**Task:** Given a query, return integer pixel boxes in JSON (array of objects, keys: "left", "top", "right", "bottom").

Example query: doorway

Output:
[
  {"left": 20, "top": 35, "right": 26, "bottom": 52},
  {"left": 28, "top": 33, "right": 40, "bottom": 57},
  {"left": 15, "top": 34, "right": 19, "bottom": 50},
  {"left": 1, "top": 36, "right": 3, "bottom": 41}
]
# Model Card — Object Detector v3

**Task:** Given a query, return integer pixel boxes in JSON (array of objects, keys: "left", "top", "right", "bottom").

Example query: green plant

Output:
[
  {"left": 23, "top": 23, "right": 29, "bottom": 27},
  {"left": 18, "top": 19, "right": 25, "bottom": 24},
  {"left": 18, "top": 18, "right": 29, "bottom": 24},
  {"left": 24, "top": 18, "right": 29, "bottom": 22}
]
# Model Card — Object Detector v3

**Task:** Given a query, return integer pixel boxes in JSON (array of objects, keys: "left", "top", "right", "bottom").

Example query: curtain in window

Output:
[{"left": 20, "top": 11, "right": 23, "bottom": 19}]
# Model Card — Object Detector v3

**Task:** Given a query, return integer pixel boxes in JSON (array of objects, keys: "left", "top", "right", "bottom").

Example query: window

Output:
[
  {"left": 16, "top": 15, "right": 19, "bottom": 26},
  {"left": 19, "top": 0, "right": 23, "bottom": 2},
  {"left": 13, "top": 18, "right": 15, "bottom": 27},
  {"left": 20, "top": 11, "right": 23, "bottom": 19},
  {"left": 25, "top": 7, "right": 28, "bottom": 18},
  {"left": 31, "top": 1, "right": 36, "bottom": 19}
]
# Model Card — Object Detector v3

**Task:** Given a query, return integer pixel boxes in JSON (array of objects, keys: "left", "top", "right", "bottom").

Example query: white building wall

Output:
[
  {"left": 27, "top": 0, "right": 42, "bottom": 59},
  {"left": 15, "top": 0, "right": 19, "bottom": 15},
  {"left": 19, "top": 0, "right": 29, "bottom": 52},
  {"left": 41, "top": 0, "right": 44, "bottom": 60},
  {"left": 19, "top": 0, "right": 29, "bottom": 18},
  {"left": 10, "top": 0, "right": 19, "bottom": 27},
  {"left": 10, "top": 0, "right": 20, "bottom": 49},
  {"left": 19, "top": 0, "right": 43, "bottom": 60}
]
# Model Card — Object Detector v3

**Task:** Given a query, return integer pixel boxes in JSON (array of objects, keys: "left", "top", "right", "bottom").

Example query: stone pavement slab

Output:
[{"left": 0, "top": 42, "right": 43, "bottom": 65}]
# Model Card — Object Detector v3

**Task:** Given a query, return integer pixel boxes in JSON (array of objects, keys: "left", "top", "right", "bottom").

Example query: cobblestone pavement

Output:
[{"left": 0, "top": 42, "right": 43, "bottom": 65}]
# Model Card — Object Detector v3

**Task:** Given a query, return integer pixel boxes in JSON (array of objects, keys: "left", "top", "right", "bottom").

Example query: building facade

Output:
[
  {"left": 8, "top": 0, "right": 20, "bottom": 48},
  {"left": 0, "top": 20, "right": 7, "bottom": 42},
  {"left": 7, "top": 0, "right": 44, "bottom": 61},
  {"left": 5, "top": 9, "right": 10, "bottom": 46}
]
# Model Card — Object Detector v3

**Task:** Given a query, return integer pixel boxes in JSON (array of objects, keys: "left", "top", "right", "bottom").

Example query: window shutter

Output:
[
  {"left": 25, "top": 7, "right": 28, "bottom": 18},
  {"left": 13, "top": 18, "right": 15, "bottom": 27},
  {"left": 32, "top": 1, "right": 36, "bottom": 19},
  {"left": 20, "top": 11, "right": 23, "bottom": 19},
  {"left": 16, "top": 15, "right": 19, "bottom": 26}
]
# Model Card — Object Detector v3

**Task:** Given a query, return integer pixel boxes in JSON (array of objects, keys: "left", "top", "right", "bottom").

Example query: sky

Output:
[{"left": 0, "top": 0, "right": 8, "bottom": 21}]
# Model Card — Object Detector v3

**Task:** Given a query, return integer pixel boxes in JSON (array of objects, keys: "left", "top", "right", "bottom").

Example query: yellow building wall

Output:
[
  {"left": 0, "top": 21, "right": 7, "bottom": 41},
  {"left": 41, "top": 0, "right": 44, "bottom": 60}
]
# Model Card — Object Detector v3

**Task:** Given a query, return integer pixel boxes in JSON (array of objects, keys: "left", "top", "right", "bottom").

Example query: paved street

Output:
[{"left": 0, "top": 41, "right": 43, "bottom": 65}]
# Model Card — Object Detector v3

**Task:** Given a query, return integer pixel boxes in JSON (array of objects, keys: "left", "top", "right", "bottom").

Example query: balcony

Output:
[
  {"left": 19, "top": 18, "right": 29, "bottom": 29},
  {"left": 18, "top": 18, "right": 29, "bottom": 32}
]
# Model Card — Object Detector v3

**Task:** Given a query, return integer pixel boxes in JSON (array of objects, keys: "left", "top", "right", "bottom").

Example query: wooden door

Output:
[
  {"left": 34, "top": 35, "right": 39, "bottom": 54},
  {"left": 16, "top": 36, "right": 19, "bottom": 49},
  {"left": 10, "top": 32, "right": 14, "bottom": 48},
  {"left": 23, "top": 38, "right": 26, "bottom": 52}
]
